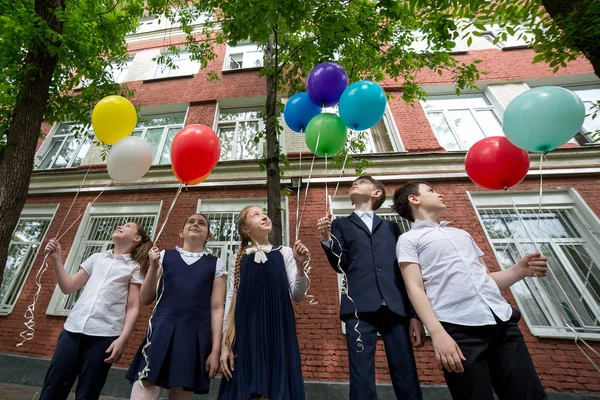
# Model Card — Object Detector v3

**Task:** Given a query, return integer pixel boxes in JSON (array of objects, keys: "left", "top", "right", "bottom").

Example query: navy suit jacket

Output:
[{"left": 322, "top": 212, "right": 415, "bottom": 318}]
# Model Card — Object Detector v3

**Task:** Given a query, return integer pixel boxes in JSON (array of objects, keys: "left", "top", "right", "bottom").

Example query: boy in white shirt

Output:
[{"left": 394, "top": 181, "right": 548, "bottom": 400}]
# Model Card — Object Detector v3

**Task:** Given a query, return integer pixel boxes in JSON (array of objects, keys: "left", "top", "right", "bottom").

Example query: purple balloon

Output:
[{"left": 306, "top": 62, "right": 349, "bottom": 107}]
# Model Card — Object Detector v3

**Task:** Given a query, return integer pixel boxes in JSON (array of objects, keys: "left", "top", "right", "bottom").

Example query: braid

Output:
[{"left": 223, "top": 205, "right": 255, "bottom": 351}]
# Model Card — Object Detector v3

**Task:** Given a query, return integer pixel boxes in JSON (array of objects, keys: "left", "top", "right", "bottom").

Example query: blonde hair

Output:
[{"left": 222, "top": 206, "right": 254, "bottom": 350}]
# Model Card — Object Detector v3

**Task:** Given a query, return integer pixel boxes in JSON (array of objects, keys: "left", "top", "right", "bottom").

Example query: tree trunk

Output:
[
  {"left": 0, "top": 0, "right": 65, "bottom": 283},
  {"left": 542, "top": 0, "right": 600, "bottom": 78},
  {"left": 265, "top": 35, "right": 283, "bottom": 245}
]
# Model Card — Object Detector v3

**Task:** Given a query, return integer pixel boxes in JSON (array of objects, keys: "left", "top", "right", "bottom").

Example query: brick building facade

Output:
[{"left": 1, "top": 17, "right": 600, "bottom": 398}]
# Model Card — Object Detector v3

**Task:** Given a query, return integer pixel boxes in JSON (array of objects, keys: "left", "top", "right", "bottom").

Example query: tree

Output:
[{"left": 1, "top": 0, "right": 599, "bottom": 281}]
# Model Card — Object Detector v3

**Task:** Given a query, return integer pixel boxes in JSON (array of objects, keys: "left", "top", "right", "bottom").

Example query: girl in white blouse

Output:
[{"left": 41, "top": 222, "right": 152, "bottom": 400}]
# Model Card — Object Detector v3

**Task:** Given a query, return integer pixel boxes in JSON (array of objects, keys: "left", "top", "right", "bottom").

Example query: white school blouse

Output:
[
  {"left": 222, "top": 245, "right": 308, "bottom": 330},
  {"left": 158, "top": 246, "right": 227, "bottom": 278},
  {"left": 396, "top": 220, "right": 512, "bottom": 326},
  {"left": 64, "top": 251, "right": 144, "bottom": 337}
]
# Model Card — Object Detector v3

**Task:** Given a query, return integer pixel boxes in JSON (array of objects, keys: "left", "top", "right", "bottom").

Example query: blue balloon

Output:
[
  {"left": 503, "top": 86, "right": 585, "bottom": 153},
  {"left": 284, "top": 92, "right": 322, "bottom": 133},
  {"left": 338, "top": 81, "right": 387, "bottom": 130}
]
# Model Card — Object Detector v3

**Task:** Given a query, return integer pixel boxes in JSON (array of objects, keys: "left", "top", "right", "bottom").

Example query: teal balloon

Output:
[
  {"left": 503, "top": 86, "right": 585, "bottom": 153},
  {"left": 305, "top": 113, "right": 347, "bottom": 157},
  {"left": 339, "top": 81, "right": 387, "bottom": 130}
]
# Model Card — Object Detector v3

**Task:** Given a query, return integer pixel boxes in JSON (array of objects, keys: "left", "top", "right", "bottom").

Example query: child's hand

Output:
[
  {"left": 104, "top": 337, "right": 126, "bottom": 364},
  {"left": 516, "top": 252, "right": 548, "bottom": 278},
  {"left": 206, "top": 350, "right": 219, "bottom": 379},
  {"left": 220, "top": 346, "right": 234, "bottom": 380},
  {"left": 148, "top": 246, "right": 160, "bottom": 267},
  {"left": 293, "top": 240, "right": 310, "bottom": 266},
  {"left": 431, "top": 330, "right": 465, "bottom": 373},
  {"left": 317, "top": 214, "right": 332, "bottom": 242},
  {"left": 409, "top": 318, "right": 425, "bottom": 348},
  {"left": 44, "top": 239, "right": 62, "bottom": 264}
]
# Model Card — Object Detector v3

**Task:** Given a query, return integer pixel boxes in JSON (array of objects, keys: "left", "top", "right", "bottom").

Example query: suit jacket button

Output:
[
  {"left": 374, "top": 248, "right": 379, "bottom": 252},
  {"left": 376, "top": 268, "right": 382, "bottom": 272}
]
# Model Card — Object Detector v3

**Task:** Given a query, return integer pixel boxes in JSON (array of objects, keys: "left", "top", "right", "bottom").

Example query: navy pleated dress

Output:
[
  {"left": 218, "top": 247, "right": 305, "bottom": 400},
  {"left": 126, "top": 250, "right": 217, "bottom": 394}
]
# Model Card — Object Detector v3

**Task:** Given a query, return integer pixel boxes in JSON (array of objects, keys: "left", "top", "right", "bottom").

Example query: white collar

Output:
[
  {"left": 412, "top": 219, "right": 451, "bottom": 229},
  {"left": 176, "top": 246, "right": 207, "bottom": 258},
  {"left": 106, "top": 251, "right": 132, "bottom": 261},
  {"left": 354, "top": 210, "right": 374, "bottom": 218}
]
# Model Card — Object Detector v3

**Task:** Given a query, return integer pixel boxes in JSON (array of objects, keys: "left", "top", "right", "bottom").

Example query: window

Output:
[
  {"left": 37, "top": 123, "right": 92, "bottom": 170},
  {"left": 0, "top": 205, "right": 57, "bottom": 315},
  {"left": 322, "top": 106, "right": 403, "bottom": 153},
  {"left": 151, "top": 51, "right": 200, "bottom": 79},
  {"left": 566, "top": 84, "right": 600, "bottom": 144},
  {"left": 223, "top": 43, "right": 264, "bottom": 71},
  {"left": 131, "top": 111, "right": 186, "bottom": 164},
  {"left": 470, "top": 189, "right": 600, "bottom": 339},
  {"left": 197, "top": 199, "right": 288, "bottom": 279},
  {"left": 135, "top": 10, "right": 212, "bottom": 34},
  {"left": 108, "top": 56, "right": 134, "bottom": 83},
  {"left": 216, "top": 106, "right": 264, "bottom": 161},
  {"left": 481, "top": 24, "right": 533, "bottom": 49},
  {"left": 46, "top": 202, "right": 160, "bottom": 316},
  {"left": 422, "top": 93, "right": 504, "bottom": 151}
]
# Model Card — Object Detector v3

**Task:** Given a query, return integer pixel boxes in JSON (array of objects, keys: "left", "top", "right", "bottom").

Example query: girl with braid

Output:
[
  {"left": 127, "top": 214, "right": 226, "bottom": 399},
  {"left": 218, "top": 206, "right": 311, "bottom": 400}
]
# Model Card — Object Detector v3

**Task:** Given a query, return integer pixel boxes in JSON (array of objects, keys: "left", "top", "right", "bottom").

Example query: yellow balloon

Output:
[{"left": 92, "top": 96, "right": 137, "bottom": 144}]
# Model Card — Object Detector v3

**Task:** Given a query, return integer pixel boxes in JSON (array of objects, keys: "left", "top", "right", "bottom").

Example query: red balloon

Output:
[
  {"left": 170, "top": 124, "right": 220, "bottom": 184},
  {"left": 465, "top": 136, "right": 530, "bottom": 190}
]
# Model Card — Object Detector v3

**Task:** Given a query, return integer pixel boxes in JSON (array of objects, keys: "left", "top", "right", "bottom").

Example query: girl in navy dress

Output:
[
  {"left": 218, "top": 205, "right": 310, "bottom": 400},
  {"left": 127, "top": 214, "right": 227, "bottom": 399}
]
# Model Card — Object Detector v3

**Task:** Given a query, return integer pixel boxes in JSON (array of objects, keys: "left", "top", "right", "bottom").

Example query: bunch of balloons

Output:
[
  {"left": 465, "top": 86, "right": 585, "bottom": 190},
  {"left": 92, "top": 96, "right": 152, "bottom": 183},
  {"left": 283, "top": 62, "right": 387, "bottom": 157},
  {"left": 93, "top": 95, "right": 221, "bottom": 185}
]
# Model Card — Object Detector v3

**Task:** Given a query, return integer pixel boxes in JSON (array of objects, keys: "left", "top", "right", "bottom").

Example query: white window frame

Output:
[
  {"left": 109, "top": 55, "right": 135, "bottom": 83},
  {"left": 481, "top": 24, "right": 533, "bottom": 50},
  {"left": 322, "top": 105, "right": 405, "bottom": 154},
  {"left": 35, "top": 122, "right": 93, "bottom": 170},
  {"left": 329, "top": 195, "right": 411, "bottom": 333},
  {"left": 134, "top": 9, "right": 212, "bottom": 35},
  {"left": 0, "top": 205, "right": 58, "bottom": 316},
  {"left": 46, "top": 202, "right": 162, "bottom": 316},
  {"left": 197, "top": 198, "right": 289, "bottom": 278},
  {"left": 132, "top": 108, "right": 188, "bottom": 165},
  {"left": 223, "top": 43, "right": 264, "bottom": 71},
  {"left": 564, "top": 84, "right": 600, "bottom": 144},
  {"left": 214, "top": 104, "right": 265, "bottom": 161},
  {"left": 151, "top": 51, "right": 200, "bottom": 80},
  {"left": 421, "top": 92, "right": 504, "bottom": 151},
  {"left": 469, "top": 189, "right": 600, "bottom": 340}
]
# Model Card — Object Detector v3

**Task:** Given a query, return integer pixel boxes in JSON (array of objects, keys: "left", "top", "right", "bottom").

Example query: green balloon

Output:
[{"left": 305, "top": 113, "right": 347, "bottom": 157}]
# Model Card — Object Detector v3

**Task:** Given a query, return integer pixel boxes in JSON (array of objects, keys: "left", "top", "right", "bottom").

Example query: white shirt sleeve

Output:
[
  {"left": 222, "top": 254, "right": 236, "bottom": 332},
  {"left": 396, "top": 234, "right": 420, "bottom": 264},
  {"left": 215, "top": 258, "right": 227, "bottom": 278},
  {"left": 80, "top": 253, "right": 99, "bottom": 276},
  {"left": 282, "top": 246, "right": 308, "bottom": 303},
  {"left": 159, "top": 249, "right": 166, "bottom": 266},
  {"left": 470, "top": 235, "right": 485, "bottom": 257},
  {"left": 130, "top": 263, "right": 144, "bottom": 284}
]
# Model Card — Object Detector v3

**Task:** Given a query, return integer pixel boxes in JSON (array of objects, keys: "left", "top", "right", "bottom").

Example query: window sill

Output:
[
  {"left": 449, "top": 50, "right": 469, "bottom": 55},
  {"left": 530, "top": 327, "right": 600, "bottom": 341},
  {"left": 142, "top": 73, "right": 196, "bottom": 83},
  {"left": 33, "top": 166, "right": 81, "bottom": 173},
  {"left": 500, "top": 45, "right": 530, "bottom": 51},
  {"left": 222, "top": 66, "right": 263, "bottom": 74}
]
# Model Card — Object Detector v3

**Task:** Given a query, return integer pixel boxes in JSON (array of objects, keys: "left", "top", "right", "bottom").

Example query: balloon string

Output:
[
  {"left": 537, "top": 152, "right": 544, "bottom": 231},
  {"left": 295, "top": 145, "right": 303, "bottom": 242},
  {"left": 297, "top": 122, "right": 321, "bottom": 242},
  {"left": 153, "top": 184, "right": 184, "bottom": 243}
]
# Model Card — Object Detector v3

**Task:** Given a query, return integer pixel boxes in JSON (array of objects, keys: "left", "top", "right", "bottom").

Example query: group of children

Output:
[{"left": 39, "top": 176, "right": 549, "bottom": 400}]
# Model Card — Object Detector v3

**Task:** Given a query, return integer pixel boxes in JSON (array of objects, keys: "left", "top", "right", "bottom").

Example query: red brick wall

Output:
[{"left": 2, "top": 176, "right": 599, "bottom": 393}]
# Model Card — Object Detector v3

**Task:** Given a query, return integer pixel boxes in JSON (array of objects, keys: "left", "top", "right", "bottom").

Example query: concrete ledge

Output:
[{"left": 1, "top": 353, "right": 598, "bottom": 399}]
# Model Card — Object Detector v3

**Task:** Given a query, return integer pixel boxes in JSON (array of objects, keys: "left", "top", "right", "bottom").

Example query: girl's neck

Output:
[
  {"left": 112, "top": 242, "right": 134, "bottom": 255},
  {"left": 182, "top": 242, "right": 205, "bottom": 253},
  {"left": 250, "top": 237, "right": 271, "bottom": 248}
]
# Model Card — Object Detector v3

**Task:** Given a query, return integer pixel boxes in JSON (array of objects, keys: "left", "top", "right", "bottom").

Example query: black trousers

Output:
[
  {"left": 441, "top": 308, "right": 547, "bottom": 400},
  {"left": 343, "top": 306, "right": 423, "bottom": 400},
  {"left": 40, "top": 329, "right": 118, "bottom": 400}
]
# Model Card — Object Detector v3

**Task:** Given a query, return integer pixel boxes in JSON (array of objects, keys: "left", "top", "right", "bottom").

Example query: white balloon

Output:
[{"left": 107, "top": 136, "right": 152, "bottom": 183}]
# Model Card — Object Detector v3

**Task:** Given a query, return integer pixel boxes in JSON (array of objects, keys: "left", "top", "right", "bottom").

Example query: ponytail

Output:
[{"left": 131, "top": 223, "right": 152, "bottom": 277}]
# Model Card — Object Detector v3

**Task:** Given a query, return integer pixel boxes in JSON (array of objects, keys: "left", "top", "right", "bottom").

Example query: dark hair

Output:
[
  {"left": 391, "top": 181, "right": 431, "bottom": 222},
  {"left": 222, "top": 205, "right": 253, "bottom": 351},
  {"left": 353, "top": 175, "right": 386, "bottom": 211},
  {"left": 131, "top": 223, "right": 153, "bottom": 277}
]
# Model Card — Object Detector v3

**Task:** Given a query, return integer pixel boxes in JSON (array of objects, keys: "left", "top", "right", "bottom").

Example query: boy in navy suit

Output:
[{"left": 317, "top": 176, "right": 423, "bottom": 400}]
